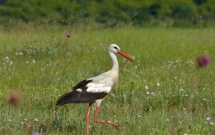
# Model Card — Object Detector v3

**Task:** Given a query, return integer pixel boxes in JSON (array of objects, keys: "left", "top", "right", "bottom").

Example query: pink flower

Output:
[
  {"left": 145, "top": 86, "right": 149, "bottom": 90},
  {"left": 30, "top": 132, "right": 41, "bottom": 135},
  {"left": 6, "top": 91, "right": 21, "bottom": 106},
  {"left": 197, "top": 55, "right": 210, "bottom": 67},
  {"left": 66, "top": 33, "right": 71, "bottom": 38}
]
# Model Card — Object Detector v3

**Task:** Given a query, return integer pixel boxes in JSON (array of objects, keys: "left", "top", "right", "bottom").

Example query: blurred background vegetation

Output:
[{"left": 0, "top": 0, "right": 215, "bottom": 27}]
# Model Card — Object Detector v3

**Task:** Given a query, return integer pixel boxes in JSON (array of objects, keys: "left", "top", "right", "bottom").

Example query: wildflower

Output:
[
  {"left": 210, "top": 122, "right": 214, "bottom": 125},
  {"left": 35, "top": 118, "right": 39, "bottom": 122},
  {"left": 6, "top": 91, "right": 21, "bottom": 106},
  {"left": 123, "top": 94, "right": 127, "bottom": 100},
  {"left": 175, "top": 60, "right": 180, "bottom": 63},
  {"left": 145, "top": 86, "right": 149, "bottom": 90},
  {"left": 30, "top": 132, "right": 41, "bottom": 135},
  {"left": 197, "top": 55, "right": 210, "bottom": 67},
  {"left": 53, "top": 111, "right": 58, "bottom": 115},
  {"left": 10, "top": 61, "right": 13, "bottom": 66},
  {"left": 206, "top": 117, "right": 211, "bottom": 121},
  {"left": 16, "top": 52, "right": 23, "bottom": 56},
  {"left": 66, "top": 32, "right": 71, "bottom": 38},
  {"left": 32, "top": 59, "right": 36, "bottom": 64},
  {"left": 21, "top": 122, "right": 24, "bottom": 125},
  {"left": 66, "top": 123, "right": 70, "bottom": 126},
  {"left": 156, "top": 83, "right": 160, "bottom": 86},
  {"left": 146, "top": 92, "right": 150, "bottom": 95},
  {"left": 4, "top": 56, "right": 10, "bottom": 63},
  {"left": 8, "top": 119, "right": 12, "bottom": 122},
  {"left": 179, "top": 88, "right": 184, "bottom": 92}
]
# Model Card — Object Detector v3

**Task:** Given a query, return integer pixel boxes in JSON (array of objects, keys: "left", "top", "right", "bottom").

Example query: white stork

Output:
[{"left": 56, "top": 44, "right": 134, "bottom": 134}]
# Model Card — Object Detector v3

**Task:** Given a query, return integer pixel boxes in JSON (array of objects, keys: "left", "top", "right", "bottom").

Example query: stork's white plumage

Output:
[{"left": 56, "top": 44, "right": 134, "bottom": 135}]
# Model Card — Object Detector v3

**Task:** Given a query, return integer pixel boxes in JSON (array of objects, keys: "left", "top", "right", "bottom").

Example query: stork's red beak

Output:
[{"left": 118, "top": 50, "right": 134, "bottom": 62}]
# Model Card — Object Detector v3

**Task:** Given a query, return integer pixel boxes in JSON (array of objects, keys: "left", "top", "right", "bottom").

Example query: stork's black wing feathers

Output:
[
  {"left": 56, "top": 79, "right": 108, "bottom": 106},
  {"left": 72, "top": 79, "right": 92, "bottom": 90}
]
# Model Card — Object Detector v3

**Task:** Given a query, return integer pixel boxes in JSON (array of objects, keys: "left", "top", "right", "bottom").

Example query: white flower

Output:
[
  {"left": 137, "top": 115, "right": 141, "bottom": 118},
  {"left": 206, "top": 117, "right": 211, "bottom": 121},
  {"left": 179, "top": 88, "right": 184, "bottom": 92},
  {"left": 110, "top": 93, "right": 115, "bottom": 97},
  {"left": 10, "top": 61, "right": 13, "bottom": 66},
  {"left": 145, "top": 86, "right": 149, "bottom": 90},
  {"left": 35, "top": 118, "right": 39, "bottom": 122},
  {"left": 66, "top": 123, "right": 70, "bottom": 126},
  {"left": 5, "top": 56, "right": 9, "bottom": 60},
  {"left": 123, "top": 94, "right": 127, "bottom": 100},
  {"left": 32, "top": 59, "right": 36, "bottom": 64}
]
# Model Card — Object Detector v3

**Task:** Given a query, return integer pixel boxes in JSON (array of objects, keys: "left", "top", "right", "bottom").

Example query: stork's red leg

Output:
[
  {"left": 86, "top": 104, "right": 92, "bottom": 135},
  {"left": 94, "top": 106, "right": 119, "bottom": 130}
]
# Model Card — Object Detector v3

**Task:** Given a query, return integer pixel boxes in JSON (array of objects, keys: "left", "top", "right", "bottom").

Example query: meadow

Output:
[{"left": 0, "top": 24, "right": 215, "bottom": 135}]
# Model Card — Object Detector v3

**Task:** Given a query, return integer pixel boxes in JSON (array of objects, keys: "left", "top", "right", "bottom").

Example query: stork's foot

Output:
[
  {"left": 94, "top": 120, "right": 119, "bottom": 130},
  {"left": 94, "top": 106, "right": 120, "bottom": 130},
  {"left": 115, "top": 125, "right": 120, "bottom": 130}
]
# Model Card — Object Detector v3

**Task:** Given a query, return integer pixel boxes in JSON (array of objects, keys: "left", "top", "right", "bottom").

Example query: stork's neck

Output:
[{"left": 109, "top": 52, "right": 119, "bottom": 71}]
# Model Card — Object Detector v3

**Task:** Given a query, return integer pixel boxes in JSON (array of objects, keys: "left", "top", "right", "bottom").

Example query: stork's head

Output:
[{"left": 109, "top": 44, "right": 134, "bottom": 62}]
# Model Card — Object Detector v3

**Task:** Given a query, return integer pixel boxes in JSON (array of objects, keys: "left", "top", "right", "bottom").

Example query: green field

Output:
[{"left": 0, "top": 24, "right": 215, "bottom": 135}]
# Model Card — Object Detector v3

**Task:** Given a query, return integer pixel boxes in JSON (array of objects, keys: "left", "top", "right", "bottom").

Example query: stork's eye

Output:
[{"left": 114, "top": 47, "right": 118, "bottom": 50}]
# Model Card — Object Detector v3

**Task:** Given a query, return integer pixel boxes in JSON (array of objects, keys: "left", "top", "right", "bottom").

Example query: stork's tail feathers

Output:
[{"left": 56, "top": 91, "right": 76, "bottom": 106}]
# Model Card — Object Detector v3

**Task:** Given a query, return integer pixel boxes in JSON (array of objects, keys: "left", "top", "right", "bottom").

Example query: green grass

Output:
[{"left": 0, "top": 24, "right": 215, "bottom": 135}]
